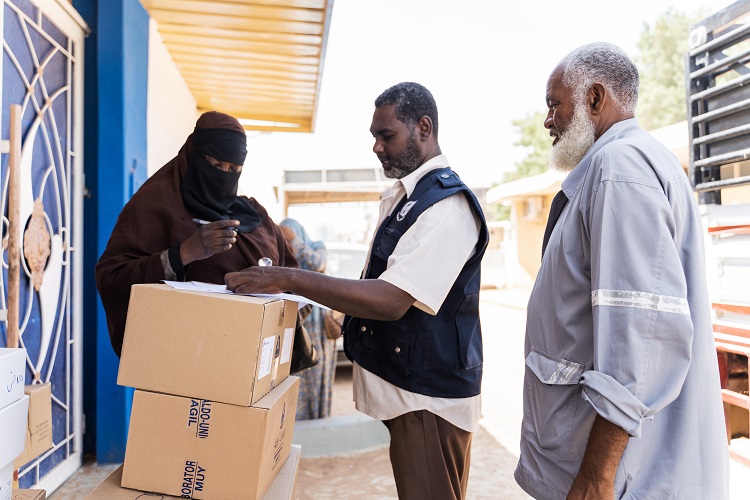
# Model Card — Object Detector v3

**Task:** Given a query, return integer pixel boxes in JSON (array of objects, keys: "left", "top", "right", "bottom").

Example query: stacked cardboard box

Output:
[
  {"left": 86, "top": 444, "right": 301, "bottom": 499},
  {"left": 0, "top": 349, "right": 29, "bottom": 500},
  {"left": 115, "top": 284, "right": 301, "bottom": 499}
]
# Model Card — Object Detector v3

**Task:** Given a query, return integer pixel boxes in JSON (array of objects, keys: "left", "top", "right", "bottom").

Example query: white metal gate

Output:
[{"left": 0, "top": 0, "right": 85, "bottom": 492}]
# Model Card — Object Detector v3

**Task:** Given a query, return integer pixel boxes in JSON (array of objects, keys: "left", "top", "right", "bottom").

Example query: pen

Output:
[{"left": 192, "top": 218, "right": 238, "bottom": 232}]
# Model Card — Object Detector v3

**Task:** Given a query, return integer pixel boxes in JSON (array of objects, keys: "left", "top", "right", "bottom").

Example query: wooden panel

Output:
[
  {"left": 197, "top": 0, "right": 326, "bottom": 7},
  {"left": 722, "top": 389, "right": 750, "bottom": 409},
  {"left": 285, "top": 191, "right": 383, "bottom": 204},
  {"left": 729, "top": 438, "right": 750, "bottom": 468},
  {"left": 194, "top": 98, "right": 312, "bottom": 115},
  {"left": 147, "top": 9, "right": 323, "bottom": 34},
  {"left": 713, "top": 302, "right": 750, "bottom": 315},
  {"left": 177, "top": 72, "right": 317, "bottom": 93},
  {"left": 157, "top": 22, "right": 322, "bottom": 45},
  {"left": 144, "top": 0, "right": 325, "bottom": 23},
  {"left": 714, "top": 322, "right": 750, "bottom": 338},
  {"left": 141, "top": 0, "right": 332, "bottom": 132},
  {"left": 715, "top": 341, "right": 750, "bottom": 356},
  {"left": 160, "top": 32, "right": 321, "bottom": 57},
  {"left": 192, "top": 90, "right": 315, "bottom": 107},
  {"left": 170, "top": 46, "right": 320, "bottom": 71},
  {"left": 707, "top": 224, "right": 750, "bottom": 235},
  {"left": 187, "top": 80, "right": 315, "bottom": 98}
]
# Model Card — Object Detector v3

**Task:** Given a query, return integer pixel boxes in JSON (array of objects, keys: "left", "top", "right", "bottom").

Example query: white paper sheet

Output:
[
  {"left": 249, "top": 293, "right": 329, "bottom": 311},
  {"left": 161, "top": 281, "right": 328, "bottom": 309},
  {"left": 258, "top": 336, "right": 275, "bottom": 380},
  {"left": 280, "top": 327, "right": 294, "bottom": 364}
]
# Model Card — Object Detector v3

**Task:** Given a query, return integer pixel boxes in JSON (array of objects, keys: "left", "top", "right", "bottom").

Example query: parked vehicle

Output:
[
  {"left": 686, "top": 0, "right": 750, "bottom": 466},
  {"left": 325, "top": 242, "right": 369, "bottom": 366}
]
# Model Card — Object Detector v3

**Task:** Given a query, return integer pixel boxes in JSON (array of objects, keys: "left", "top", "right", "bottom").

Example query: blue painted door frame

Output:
[{"left": 74, "top": 0, "right": 148, "bottom": 462}]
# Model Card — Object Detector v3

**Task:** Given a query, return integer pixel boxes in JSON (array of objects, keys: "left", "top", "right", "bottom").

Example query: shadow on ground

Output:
[{"left": 296, "top": 425, "right": 529, "bottom": 500}]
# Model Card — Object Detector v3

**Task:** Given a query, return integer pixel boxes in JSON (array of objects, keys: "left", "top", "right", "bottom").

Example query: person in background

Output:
[
  {"left": 95, "top": 111, "right": 299, "bottom": 358},
  {"left": 515, "top": 42, "right": 728, "bottom": 499},
  {"left": 226, "top": 82, "right": 489, "bottom": 500},
  {"left": 279, "top": 218, "right": 336, "bottom": 419}
]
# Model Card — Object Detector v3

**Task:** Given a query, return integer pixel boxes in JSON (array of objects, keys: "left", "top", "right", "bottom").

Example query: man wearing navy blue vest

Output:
[{"left": 226, "top": 82, "right": 489, "bottom": 500}]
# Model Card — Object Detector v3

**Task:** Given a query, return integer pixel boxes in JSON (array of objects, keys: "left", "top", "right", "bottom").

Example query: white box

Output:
[
  {"left": 0, "top": 462, "right": 12, "bottom": 500},
  {"left": 0, "top": 349, "right": 25, "bottom": 410},
  {"left": 0, "top": 395, "right": 29, "bottom": 469}
]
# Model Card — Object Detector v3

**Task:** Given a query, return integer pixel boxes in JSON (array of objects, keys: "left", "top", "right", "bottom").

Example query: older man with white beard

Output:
[{"left": 514, "top": 43, "right": 729, "bottom": 500}]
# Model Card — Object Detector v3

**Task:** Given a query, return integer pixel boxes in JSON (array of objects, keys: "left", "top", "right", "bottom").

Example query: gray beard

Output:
[
  {"left": 383, "top": 134, "right": 422, "bottom": 179},
  {"left": 550, "top": 103, "right": 596, "bottom": 172}
]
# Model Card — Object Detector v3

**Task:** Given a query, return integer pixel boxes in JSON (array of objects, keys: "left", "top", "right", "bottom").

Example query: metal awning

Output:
[
  {"left": 140, "top": 0, "right": 334, "bottom": 133},
  {"left": 275, "top": 168, "right": 392, "bottom": 215}
]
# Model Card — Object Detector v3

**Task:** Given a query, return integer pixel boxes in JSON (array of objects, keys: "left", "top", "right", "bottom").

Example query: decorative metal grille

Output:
[{"left": 0, "top": 0, "right": 83, "bottom": 491}]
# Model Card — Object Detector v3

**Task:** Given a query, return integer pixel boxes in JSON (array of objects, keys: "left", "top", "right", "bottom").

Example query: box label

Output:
[
  {"left": 258, "top": 336, "right": 275, "bottom": 380},
  {"left": 187, "top": 399, "right": 212, "bottom": 439},
  {"left": 280, "top": 327, "right": 293, "bottom": 364},
  {"left": 180, "top": 460, "right": 206, "bottom": 498}
]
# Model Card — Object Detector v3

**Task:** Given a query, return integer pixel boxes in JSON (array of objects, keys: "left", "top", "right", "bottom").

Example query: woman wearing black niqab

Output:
[{"left": 95, "top": 111, "right": 315, "bottom": 369}]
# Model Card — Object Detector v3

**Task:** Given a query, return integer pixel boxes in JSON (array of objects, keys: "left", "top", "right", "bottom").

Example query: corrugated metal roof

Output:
[{"left": 140, "top": 0, "right": 333, "bottom": 132}]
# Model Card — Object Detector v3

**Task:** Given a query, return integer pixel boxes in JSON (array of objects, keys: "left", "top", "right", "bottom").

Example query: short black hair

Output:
[{"left": 375, "top": 82, "right": 439, "bottom": 139}]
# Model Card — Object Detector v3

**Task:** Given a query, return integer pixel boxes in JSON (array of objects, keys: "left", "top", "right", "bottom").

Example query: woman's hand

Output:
[{"left": 180, "top": 219, "right": 239, "bottom": 265}]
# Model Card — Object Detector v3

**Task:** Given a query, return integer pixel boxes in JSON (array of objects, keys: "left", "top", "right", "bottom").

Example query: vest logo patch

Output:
[{"left": 396, "top": 201, "right": 417, "bottom": 221}]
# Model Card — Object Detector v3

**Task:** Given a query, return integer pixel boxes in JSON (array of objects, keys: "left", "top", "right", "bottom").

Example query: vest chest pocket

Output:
[
  {"left": 373, "top": 227, "right": 401, "bottom": 262},
  {"left": 522, "top": 348, "right": 584, "bottom": 461},
  {"left": 359, "top": 324, "right": 413, "bottom": 377}
]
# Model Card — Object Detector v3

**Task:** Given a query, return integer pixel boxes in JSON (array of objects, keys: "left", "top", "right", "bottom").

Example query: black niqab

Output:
[{"left": 180, "top": 127, "right": 261, "bottom": 233}]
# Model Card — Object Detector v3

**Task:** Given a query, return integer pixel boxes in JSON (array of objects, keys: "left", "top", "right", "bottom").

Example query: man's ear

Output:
[
  {"left": 417, "top": 116, "right": 433, "bottom": 140},
  {"left": 589, "top": 83, "right": 606, "bottom": 115}
]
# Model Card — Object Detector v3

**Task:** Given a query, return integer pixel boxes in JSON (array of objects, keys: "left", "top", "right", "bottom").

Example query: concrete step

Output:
[{"left": 293, "top": 413, "right": 389, "bottom": 458}]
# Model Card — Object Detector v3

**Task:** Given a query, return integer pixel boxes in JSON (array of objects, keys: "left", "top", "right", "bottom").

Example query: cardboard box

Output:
[
  {"left": 0, "top": 396, "right": 29, "bottom": 469},
  {"left": 122, "top": 376, "right": 299, "bottom": 499},
  {"left": 118, "top": 284, "right": 297, "bottom": 406},
  {"left": 87, "top": 445, "right": 301, "bottom": 500},
  {"left": 15, "top": 384, "right": 53, "bottom": 468},
  {"left": 11, "top": 490, "right": 45, "bottom": 500},
  {"left": 0, "top": 349, "right": 26, "bottom": 410}
]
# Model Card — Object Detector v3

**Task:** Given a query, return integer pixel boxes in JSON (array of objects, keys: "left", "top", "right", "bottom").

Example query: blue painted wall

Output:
[{"left": 75, "top": 0, "right": 148, "bottom": 462}]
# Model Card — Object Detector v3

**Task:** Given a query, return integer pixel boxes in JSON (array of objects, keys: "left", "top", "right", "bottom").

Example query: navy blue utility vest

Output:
[{"left": 344, "top": 167, "right": 489, "bottom": 398}]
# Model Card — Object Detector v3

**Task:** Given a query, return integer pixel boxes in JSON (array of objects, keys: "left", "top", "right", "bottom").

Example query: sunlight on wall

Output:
[{"left": 147, "top": 19, "right": 198, "bottom": 177}]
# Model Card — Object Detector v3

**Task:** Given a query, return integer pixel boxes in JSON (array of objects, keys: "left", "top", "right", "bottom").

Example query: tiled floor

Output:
[{"left": 47, "top": 463, "right": 119, "bottom": 500}]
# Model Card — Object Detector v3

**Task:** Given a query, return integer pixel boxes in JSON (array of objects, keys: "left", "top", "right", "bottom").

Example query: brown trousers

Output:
[{"left": 383, "top": 410, "right": 473, "bottom": 500}]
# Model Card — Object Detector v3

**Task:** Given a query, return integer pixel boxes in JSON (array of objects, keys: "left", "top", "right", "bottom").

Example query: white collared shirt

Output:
[{"left": 352, "top": 154, "right": 482, "bottom": 432}]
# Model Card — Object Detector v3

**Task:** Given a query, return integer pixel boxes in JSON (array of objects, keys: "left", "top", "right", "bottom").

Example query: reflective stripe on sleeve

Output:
[{"left": 592, "top": 289, "right": 690, "bottom": 315}]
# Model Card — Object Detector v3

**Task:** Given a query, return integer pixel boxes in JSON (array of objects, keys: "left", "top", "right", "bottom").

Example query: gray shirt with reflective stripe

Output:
[{"left": 514, "top": 119, "right": 729, "bottom": 499}]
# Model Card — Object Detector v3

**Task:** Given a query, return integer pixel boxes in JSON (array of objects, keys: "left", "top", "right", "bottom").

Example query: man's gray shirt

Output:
[{"left": 515, "top": 119, "right": 729, "bottom": 499}]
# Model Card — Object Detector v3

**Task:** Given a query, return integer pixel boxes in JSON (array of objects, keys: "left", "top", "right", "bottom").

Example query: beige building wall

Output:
[
  {"left": 147, "top": 19, "right": 198, "bottom": 177},
  {"left": 721, "top": 185, "right": 750, "bottom": 206},
  {"left": 511, "top": 193, "right": 555, "bottom": 284}
]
